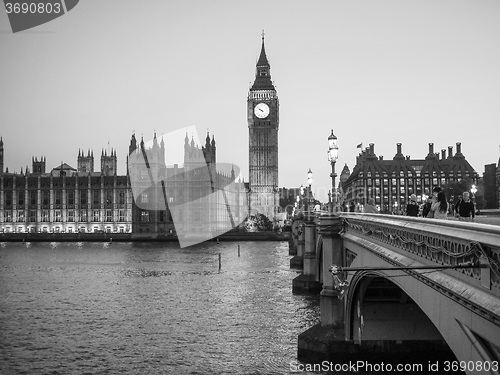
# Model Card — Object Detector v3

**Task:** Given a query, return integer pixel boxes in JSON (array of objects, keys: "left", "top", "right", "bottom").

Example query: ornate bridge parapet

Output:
[{"left": 340, "top": 213, "right": 500, "bottom": 304}]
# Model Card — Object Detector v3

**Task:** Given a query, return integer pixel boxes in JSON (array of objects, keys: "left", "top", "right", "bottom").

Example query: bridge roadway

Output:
[{"left": 291, "top": 212, "right": 500, "bottom": 375}]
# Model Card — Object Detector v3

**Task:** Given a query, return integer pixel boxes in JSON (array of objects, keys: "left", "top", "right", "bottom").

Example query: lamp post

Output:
[
  {"left": 327, "top": 129, "right": 339, "bottom": 212},
  {"left": 471, "top": 184, "right": 477, "bottom": 204},
  {"left": 307, "top": 168, "right": 313, "bottom": 219}
]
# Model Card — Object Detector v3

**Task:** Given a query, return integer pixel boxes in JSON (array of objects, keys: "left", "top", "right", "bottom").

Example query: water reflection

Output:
[{"left": 0, "top": 241, "right": 319, "bottom": 374}]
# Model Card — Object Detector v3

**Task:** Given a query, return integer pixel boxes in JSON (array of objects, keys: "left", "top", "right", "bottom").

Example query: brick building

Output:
[{"left": 340, "top": 142, "right": 479, "bottom": 213}]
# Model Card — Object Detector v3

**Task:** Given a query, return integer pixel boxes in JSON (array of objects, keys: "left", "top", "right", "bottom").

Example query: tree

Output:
[{"left": 243, "top": 213, "right": 274, "bottom": 232}]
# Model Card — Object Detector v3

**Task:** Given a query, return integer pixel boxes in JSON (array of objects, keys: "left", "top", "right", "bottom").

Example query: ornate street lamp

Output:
[
  {"left": 327, "top": 129, "right": 339, "bottom": 212},
  {"left": 471, "top": 184, "right": 477, "bottom": 204},
  {"left": 307, "top": 168, "right": 313, "bottom": 218}
]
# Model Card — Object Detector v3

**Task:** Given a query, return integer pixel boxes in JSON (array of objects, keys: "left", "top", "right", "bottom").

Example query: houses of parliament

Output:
[{"left": 0, "top": 35, "right": 279, "bottom": 235}]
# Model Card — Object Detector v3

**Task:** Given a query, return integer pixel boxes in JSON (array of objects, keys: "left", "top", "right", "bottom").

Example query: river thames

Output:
[{"left": 0, "top": 241, "right": 320, "bottom": 375}]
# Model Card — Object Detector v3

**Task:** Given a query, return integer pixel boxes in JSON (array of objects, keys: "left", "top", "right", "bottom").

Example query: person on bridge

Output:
[
  {"left": 349, "top": 201, "right": 355, "bottom": 212},
  {"left": 430, "top": 191, "right": 449, "bottom": 220},
  {"left": 454, "top": 191, "right": 475, "bottom": 222},
  {"left": 405, "top": 194, "right": 419, "bottom": 217},
  {"left": 426, "top": 186, "right": 442, "bottom": 218},
  {"left": 364, "top": 198, "right": 378, "bottom": 213},
  {"left": 422, "top": 196, "right": 433, "bottom": 217}
]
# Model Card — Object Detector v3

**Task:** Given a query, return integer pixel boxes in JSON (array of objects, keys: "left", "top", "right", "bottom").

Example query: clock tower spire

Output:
[{"left": 247, "top": 33, "right": 279, "bottom": 222}]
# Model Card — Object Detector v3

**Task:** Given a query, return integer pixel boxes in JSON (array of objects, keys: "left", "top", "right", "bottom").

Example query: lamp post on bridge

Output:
[
  {"left": 471, "top": 184, "right": 477, "bottom": 203},
  {"left": 307, "top": 168, "right": 313, "bottom": 220},
  {"left": 471, "top": 184, "right": 477, "bottom": 215},
  {"left": 327, "top": 129, "right": 338, "bottom": 213}
]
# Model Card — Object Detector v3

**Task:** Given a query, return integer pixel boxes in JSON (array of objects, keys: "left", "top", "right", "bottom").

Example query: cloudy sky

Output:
[{"left": 1, "top": 0, "right": 499, "bottom": 201}]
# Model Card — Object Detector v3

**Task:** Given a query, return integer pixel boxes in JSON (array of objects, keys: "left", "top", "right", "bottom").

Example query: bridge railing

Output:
[{"left": 338, "top": 213, "right": 500, "bottom": 296}]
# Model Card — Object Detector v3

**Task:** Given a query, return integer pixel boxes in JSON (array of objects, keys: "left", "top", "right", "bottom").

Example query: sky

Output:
[{"left": 1, "top": 0, "right": 499, "bottom": 202}]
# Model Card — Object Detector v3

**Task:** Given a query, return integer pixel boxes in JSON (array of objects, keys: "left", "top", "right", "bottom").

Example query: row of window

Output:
[
  {"left": 361, "top": 170, "right": 473, "bottom": 178},
  {"left": 356, "top": 177, "right": 452, "bottom": 187},
  {"left": 138, "top": 203, "right": 239, "bottom": 223},
  {"left": 140, "top": 211, "right": 168, "bottom": 222},
  {"left": 2, "top": 190, "right": 128, "bottom": 206},
  {"left": 2, "top": 210, "right": 127, "bottom": 223}
]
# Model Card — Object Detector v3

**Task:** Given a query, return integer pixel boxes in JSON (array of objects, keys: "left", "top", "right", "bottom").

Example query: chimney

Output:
[
  {"left": 448, "top": 146, "right": 453, "bottom": 158},
  {"left": 428, "top": 143, "right": 434, "bottom": 154},
  {"left": 393, "top": 143, "right": 405, "bottom": 160},
  {"left": 369, "top": 143, "right": 374, "bottom": 155},
  {"left": 456, "top": 142, "right": 462, "bottom": 154},
  {"left": 441, "top": 149, "right": 446, "bottom": 159}
]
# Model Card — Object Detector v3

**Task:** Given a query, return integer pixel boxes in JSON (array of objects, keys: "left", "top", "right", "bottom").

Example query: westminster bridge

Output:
[{"left": 290, "top": 213, "right": 500, "bottom": 374}]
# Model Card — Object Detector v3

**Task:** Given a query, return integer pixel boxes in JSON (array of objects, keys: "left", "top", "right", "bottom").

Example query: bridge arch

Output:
[
  {"left": 346, "top": 271, "right": 445, "bottom": 342},
  {"left": 344, "top": 271, "right": 459, "bottom": 362}
]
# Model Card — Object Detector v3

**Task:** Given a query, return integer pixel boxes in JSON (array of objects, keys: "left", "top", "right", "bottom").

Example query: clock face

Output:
[{"left": 254, "top": 102, "right": 270, "bottom": 119}]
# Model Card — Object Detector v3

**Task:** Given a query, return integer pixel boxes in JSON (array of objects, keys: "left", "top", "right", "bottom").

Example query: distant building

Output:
[
  {"left": 0, "top": 141, "right": 132, "bottom": 233},
  {"left": 279, "top": 187, "right": 301, "bottom": 218},
  {"left": 340, "top": 142, "right": 479, "bottom": 213},
  {"left": 497, "top": 156, "right": 500, "bottom": 209},
  {"left": 483, "top": 163, "right": 499, "bottom": 209}
]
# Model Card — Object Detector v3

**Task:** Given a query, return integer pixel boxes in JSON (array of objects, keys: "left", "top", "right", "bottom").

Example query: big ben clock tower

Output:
[{"left": 248, "top": 33, "right": 279, "bottom": 220}]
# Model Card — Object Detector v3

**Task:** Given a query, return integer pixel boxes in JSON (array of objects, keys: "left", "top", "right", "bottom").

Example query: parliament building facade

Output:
[{"left": 0, "top": 138, "right": 132, "bottom": 234}]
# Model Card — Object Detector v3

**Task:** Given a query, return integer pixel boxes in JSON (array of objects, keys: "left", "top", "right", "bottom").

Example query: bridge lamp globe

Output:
[
  {"left": 327, "top": 130, "right": 338, "bottom": 162},
  {"left": 471, "top": 184, "right": 477, "bottom": 195},
  {"left": 306, "top": 168, "right": 314, "bottom": 216}
]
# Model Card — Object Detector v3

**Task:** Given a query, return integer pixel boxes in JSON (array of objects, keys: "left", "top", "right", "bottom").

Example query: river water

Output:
[{"left": 0, "top": 241, "right": 320, "bottom": 375}]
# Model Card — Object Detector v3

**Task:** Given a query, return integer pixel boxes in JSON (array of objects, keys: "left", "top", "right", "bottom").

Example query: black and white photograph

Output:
[{"left": 1, "top": 1, "right": 499, "bottom": 374}]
